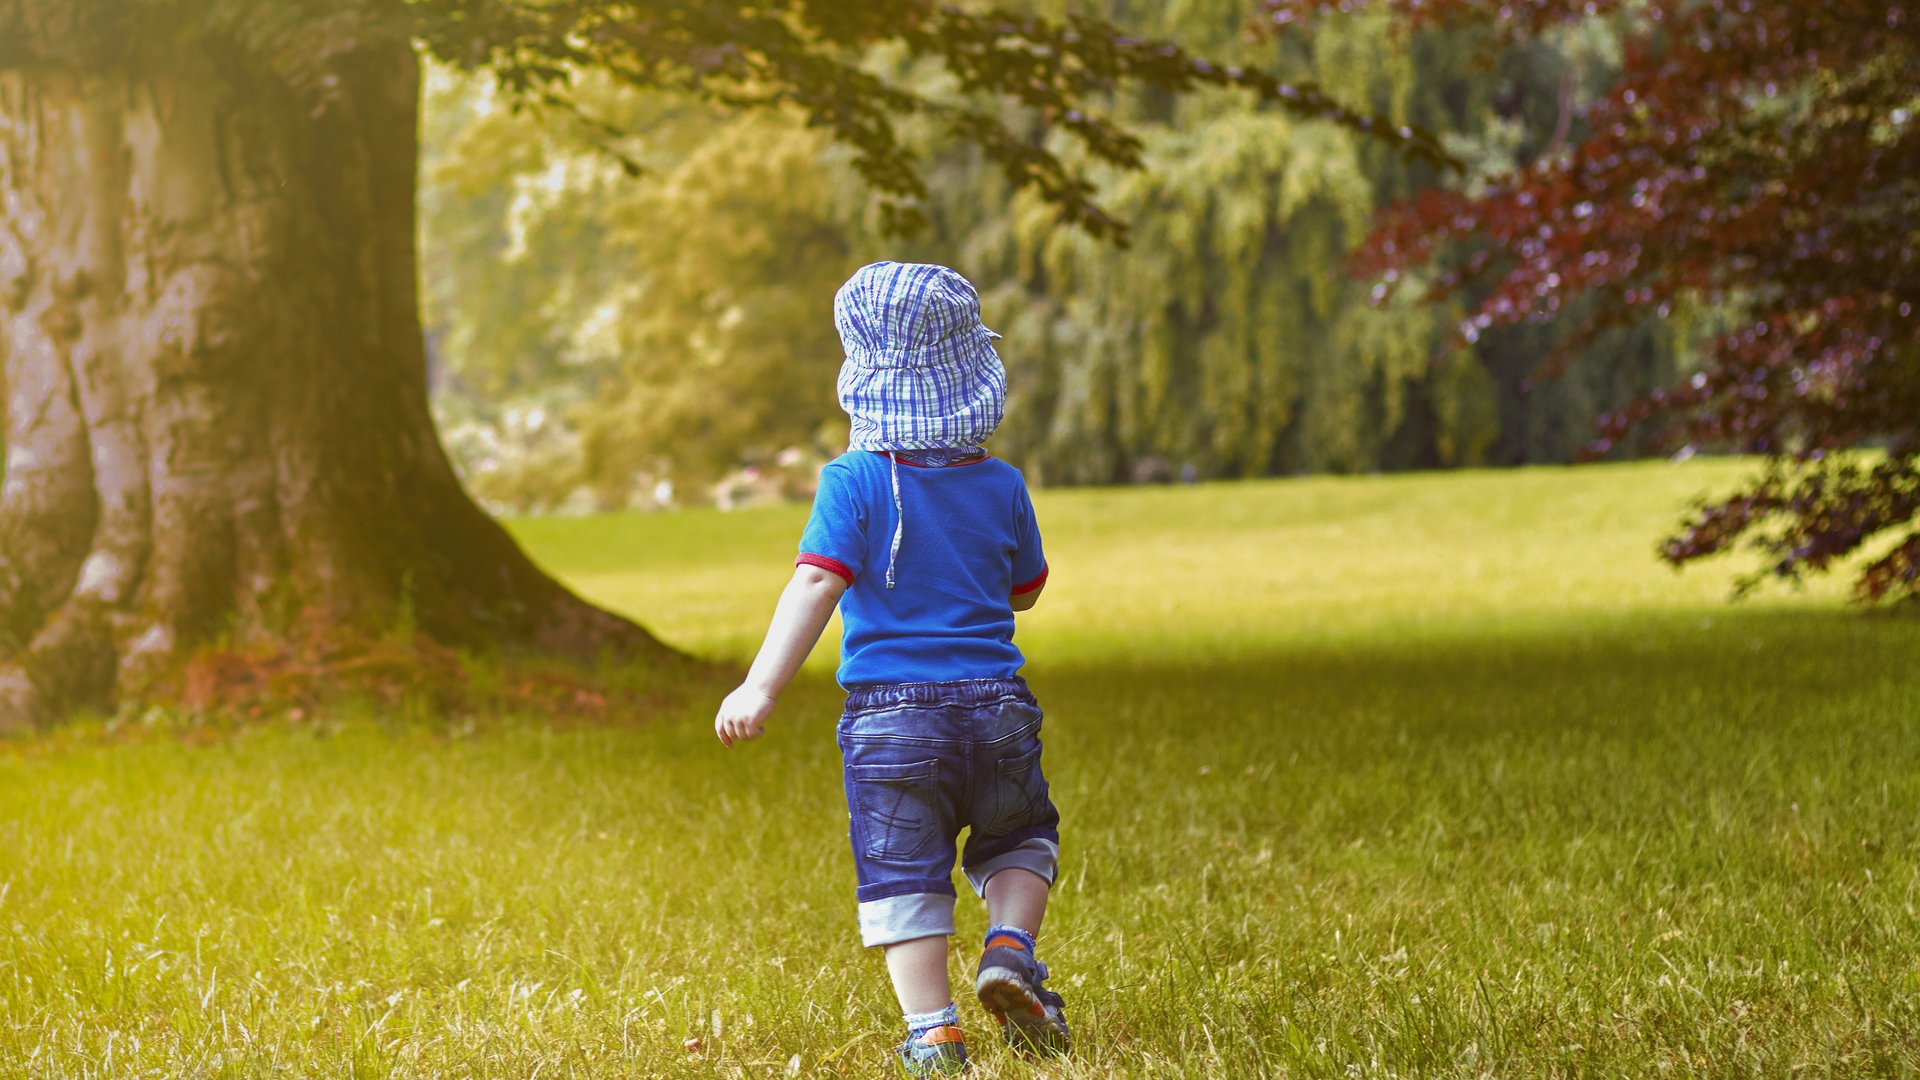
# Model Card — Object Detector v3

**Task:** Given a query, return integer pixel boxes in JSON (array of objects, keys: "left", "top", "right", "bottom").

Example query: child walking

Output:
[{"left": 714, "top": 262, "right": 1068, "bottom": 1075}]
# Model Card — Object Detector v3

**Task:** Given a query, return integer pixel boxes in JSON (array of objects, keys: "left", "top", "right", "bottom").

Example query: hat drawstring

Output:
[{"left": 885, "top": 451, "right": 903, "bottom": 589}]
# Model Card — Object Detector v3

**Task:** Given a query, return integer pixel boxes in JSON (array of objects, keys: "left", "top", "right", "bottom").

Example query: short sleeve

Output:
[
  {"left": 1010, "top": 478, "right": 1048, "bottom": 594},
  {"left": 797, "top": 461, "right": 866, "bottom": 585}
]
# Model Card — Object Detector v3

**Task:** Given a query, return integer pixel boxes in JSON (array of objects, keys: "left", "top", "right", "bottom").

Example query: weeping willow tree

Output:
[
  {"left": 960, "top": 3, "right": 1681, "bottom": 482},
  {"left": 939, "top": 5, "right": 1450, "bottom": 483},
  {"left": 974, "top": 99, "right": 1466, "bottom": 482}
]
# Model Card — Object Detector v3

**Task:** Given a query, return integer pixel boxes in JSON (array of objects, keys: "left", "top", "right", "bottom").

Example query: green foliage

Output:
[
  {"left": 7, "top": 461, "right": 1919, "bottom": 1076},
  {"left": 10, "top": 0, "right": 1449, "bottom": 222},
  {"left": 420, "top": 68, "right": 880, "bottom": 510},
  {"left": 424, "top": 6, "right": 1671, "bottom": 505},
  {"left": 974, "top": 95, "right": 1455, "bottom": 481}
]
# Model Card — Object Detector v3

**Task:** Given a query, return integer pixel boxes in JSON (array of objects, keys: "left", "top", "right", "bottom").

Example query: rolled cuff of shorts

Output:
[
  {"left": 962, "top": 837, "right": 1059, "bottom": 897},
  {"left": 857, "top": 892, "right": 957, "bottom": 948}
]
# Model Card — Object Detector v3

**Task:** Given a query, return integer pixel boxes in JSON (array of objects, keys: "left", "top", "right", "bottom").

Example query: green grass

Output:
[{"left": 6, "top": 459, "right": 1920, "bottom": 1077}]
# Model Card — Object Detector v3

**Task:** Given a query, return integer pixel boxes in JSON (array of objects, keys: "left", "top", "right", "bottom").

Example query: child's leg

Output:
[
  {"left": 958, "top": 682, "right": 1067, "bottom": 1056},
  {"left": 983, "top": 867, "right": 1049, "bottom": 935},
  {"left": 884, "top": 935, "right": 953, "bottom": 1014},
  {"left": 973, "top": 884, "right": 1069, "bottom": 1056},
  {"left": 887, "top": 936, "right": 967, "bottom": 1076}
]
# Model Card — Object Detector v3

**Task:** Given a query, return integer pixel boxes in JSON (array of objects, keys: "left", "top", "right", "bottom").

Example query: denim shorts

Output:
[{"left": 838, "top": 676, "right": 1061, "bottom": 948}]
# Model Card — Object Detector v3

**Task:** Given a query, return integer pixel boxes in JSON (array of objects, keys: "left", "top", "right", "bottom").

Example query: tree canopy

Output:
[{"left": 422, "top": 1, "right": 1687, "bottom": 510}]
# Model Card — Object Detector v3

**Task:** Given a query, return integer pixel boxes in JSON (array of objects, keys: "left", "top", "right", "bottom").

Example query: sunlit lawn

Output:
[{"left": 5, "top": 458, "right": 1919, "bottom": 1077}]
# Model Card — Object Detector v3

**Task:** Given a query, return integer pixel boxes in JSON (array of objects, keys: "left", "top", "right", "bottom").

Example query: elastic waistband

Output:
[{"left": 844, "top": 677, "right": 1032, "bottom": 714}]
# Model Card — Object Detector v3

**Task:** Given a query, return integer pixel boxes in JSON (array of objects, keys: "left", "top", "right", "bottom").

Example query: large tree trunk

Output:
[{"left": 0, "top": 34, "right": 669, "bottom": 728}]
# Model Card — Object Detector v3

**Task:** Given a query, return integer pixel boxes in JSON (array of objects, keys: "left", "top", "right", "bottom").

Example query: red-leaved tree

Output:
[{"left": 1267, "top": 0, "right": 1919, "bottom": 601}]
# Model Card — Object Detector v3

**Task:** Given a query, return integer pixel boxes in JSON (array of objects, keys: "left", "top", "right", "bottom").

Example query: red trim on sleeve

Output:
[
  {"left": 1012, "top": 564, "right": 1049, "bottom": 595},
  {"left": 796, "top": 553, "right": 855, "bottom": 586}
]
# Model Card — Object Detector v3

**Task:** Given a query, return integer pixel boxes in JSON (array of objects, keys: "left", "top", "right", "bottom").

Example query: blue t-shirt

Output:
[{"left": 797, "top": 451, "right": 1048, "bottom": 688}]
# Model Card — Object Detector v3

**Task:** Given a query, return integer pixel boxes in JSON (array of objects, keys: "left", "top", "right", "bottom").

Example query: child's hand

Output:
[{"left": 715, "top": 685, "right": 777, "bottom": 747}]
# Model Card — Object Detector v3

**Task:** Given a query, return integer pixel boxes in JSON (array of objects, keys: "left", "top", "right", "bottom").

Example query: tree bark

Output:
[{"left": 0, "top": 35, "right": 669, "bottom": 728}]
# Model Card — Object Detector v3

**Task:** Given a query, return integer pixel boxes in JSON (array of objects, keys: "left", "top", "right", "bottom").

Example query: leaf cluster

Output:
[{"left": 1275, "top": 0, "right": 1920, "bottom": 601}]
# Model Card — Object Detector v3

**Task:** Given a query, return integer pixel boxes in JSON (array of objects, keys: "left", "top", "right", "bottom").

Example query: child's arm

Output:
[
  {"left": 1010, "top": 561, "right": 1049, "bottom": 612},
  {"left": 1010, "top": 480, "right": 1047, "bottom": 613},
  {"left": 715, "top": 564, "right": 848, "bottom": 747},
  {"left": 1011, "top": 581, "right": 1045, "bottom": 612}
]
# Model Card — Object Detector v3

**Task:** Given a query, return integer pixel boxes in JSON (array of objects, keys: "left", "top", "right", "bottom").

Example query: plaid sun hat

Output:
[{"left": 834, "top": 261, "right": 1006, "bottom": 451}]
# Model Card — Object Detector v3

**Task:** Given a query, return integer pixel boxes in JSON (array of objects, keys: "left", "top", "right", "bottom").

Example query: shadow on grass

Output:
[{"left": 1029, "top": 604, "right": 1916, "bottom": 749}]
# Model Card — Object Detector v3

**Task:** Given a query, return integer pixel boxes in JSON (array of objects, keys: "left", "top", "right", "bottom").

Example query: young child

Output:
[{"left": 714, "top": 261, "right": 1067, "bottom": 1075}]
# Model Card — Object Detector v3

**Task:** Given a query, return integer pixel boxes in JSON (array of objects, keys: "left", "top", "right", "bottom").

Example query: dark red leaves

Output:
[{"left": 1272, "top": 0, "right": 1920, "bottom": 601}]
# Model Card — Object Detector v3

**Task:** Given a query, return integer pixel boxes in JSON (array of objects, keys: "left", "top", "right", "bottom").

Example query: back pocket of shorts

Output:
[
  {"left": 979, "top": 743, "right": 1047, "bottom": 837},
  {"left": 848, "top": 758, "right": 941, "bottom": 863}
]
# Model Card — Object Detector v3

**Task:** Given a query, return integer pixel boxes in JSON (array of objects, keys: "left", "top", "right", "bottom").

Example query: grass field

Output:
[{"left": 5, "top": 459, "right": 1919, "bottom": 1077}]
